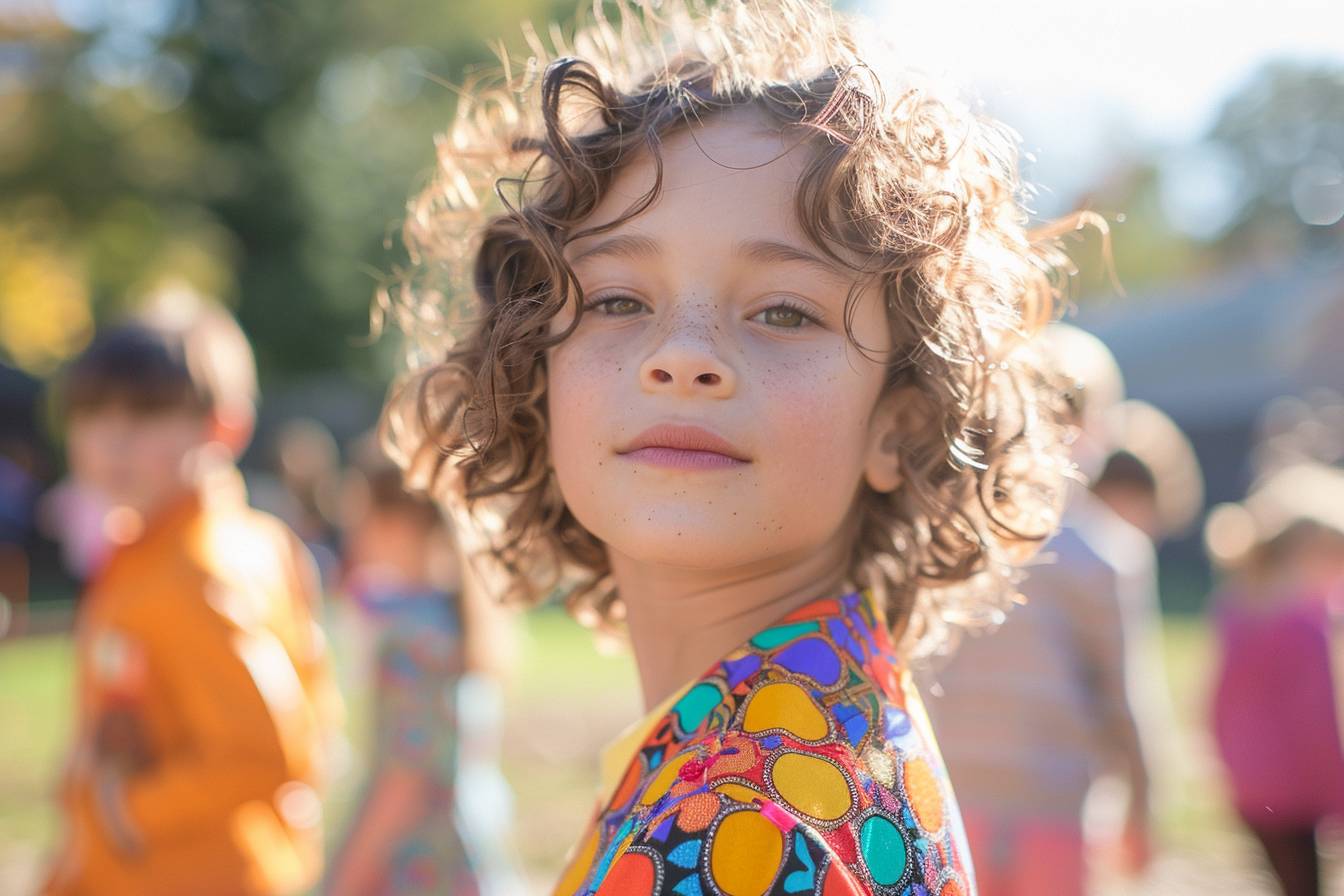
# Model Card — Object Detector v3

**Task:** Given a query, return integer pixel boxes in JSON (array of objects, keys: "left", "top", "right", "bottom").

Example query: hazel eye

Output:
[
  {"left": 753, "top": 304, "right": 811, "bottom": 329},
  {"left": 588, "top": 295, "right": 646, "bottom": 316}
]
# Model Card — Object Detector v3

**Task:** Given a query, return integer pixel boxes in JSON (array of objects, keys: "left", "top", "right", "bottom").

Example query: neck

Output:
[{"left": 611, "top": 522, "right": 855, "bottom": 710}]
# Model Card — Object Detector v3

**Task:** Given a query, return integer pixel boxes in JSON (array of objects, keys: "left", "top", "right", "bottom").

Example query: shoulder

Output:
[
  {"left": 238, "top": 505, "right": 315, "bottom": 571},
  {"left": 595, "top": 711, "right": 970, "bottom": 896},
  {"left": 87, "top": 510, "right": 302, "bottom": 652},
  {"left": 594, "top": 795, "right": 873, "bottom": 896},
  {"left": 190, "top": 504, "right": 323, "bottom": 622},
  {"left": 197, "top": 503, "right": 301, "bottom": 577},
  {"left": 92, "top": 544, "right": 205, "bottom": 635},
  {"left": 1278, "top": 602, "right": 1332, "bottom": 650},
  {"left": 1037, "top": 524, "right": 1107, "bottom": 573},
  {"left": 577, "top": 595, "right": 972, "bottom": 895},
  {"left": 1022, "top": 524, "right": 1127, "bottom": 604}
]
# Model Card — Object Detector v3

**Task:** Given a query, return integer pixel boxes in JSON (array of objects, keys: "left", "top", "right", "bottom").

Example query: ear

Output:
[
  {"left": 207, "top": 403, "right": 255, "bottom": 459},
  {"left": 864, "top": 387, "right": 930, "bottom": 495}
]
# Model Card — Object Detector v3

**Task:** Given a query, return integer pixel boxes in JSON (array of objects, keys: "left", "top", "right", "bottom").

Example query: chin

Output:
[
  {"left": 617, "top": 535, "right": 748, "bottom": 570},
  {"left": 596, "top": 510, "right": 802, "bottom": 572}
]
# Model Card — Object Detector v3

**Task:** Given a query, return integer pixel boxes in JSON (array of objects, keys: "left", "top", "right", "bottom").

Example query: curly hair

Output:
[{"left": 380, "top": 0, "right": 1084, "bottom": 653}]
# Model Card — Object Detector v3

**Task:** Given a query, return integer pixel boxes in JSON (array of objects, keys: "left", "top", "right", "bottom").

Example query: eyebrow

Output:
[
  {"left": 568, "top": 233, "right": 855, "bottom": 287},
  {"left": 568, "top": 233, "right": 662, "bottom": 265},
  {"left": 734, "top": 239, "right": 854, "bottom": 287}
]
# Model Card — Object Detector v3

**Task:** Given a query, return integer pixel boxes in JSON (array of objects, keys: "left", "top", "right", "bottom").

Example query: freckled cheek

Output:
[
  {"left": 547, "top": 341, "right": 630, "bottom": 459},
  {"left": 750, "top": 359, "right": 875, "bottom": 468},
  {"left": 758, "top": 354, "right": 870, "bottom": 440}
]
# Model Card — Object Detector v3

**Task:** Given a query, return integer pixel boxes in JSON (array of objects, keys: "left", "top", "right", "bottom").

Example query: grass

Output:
[
  {"left": 0, "top": 633, "right": 72, "bottom": 855},
  {"left": 0, "top": 607, "right": 1307, "bottom": 893}
]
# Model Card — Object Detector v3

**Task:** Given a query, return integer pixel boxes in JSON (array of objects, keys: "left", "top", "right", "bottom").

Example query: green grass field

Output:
[{"left": 0, "top": 609, "right": 1326, "bottom": 894}]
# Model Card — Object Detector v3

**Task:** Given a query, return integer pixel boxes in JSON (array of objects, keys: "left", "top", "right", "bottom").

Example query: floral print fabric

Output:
[
  {"left": 342, "top": 592, "right": 525, "bottom": 895},
  {"left": 555, "top": 591, "right": 976, "bottom": 896}
]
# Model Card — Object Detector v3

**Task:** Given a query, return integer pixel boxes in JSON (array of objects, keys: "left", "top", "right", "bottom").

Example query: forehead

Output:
[
  {"left": 572, "top": 108, "right": 815, "bottom": 243},
  {"left": 67, "top": 396, "right": 205, "bottom": 426}
]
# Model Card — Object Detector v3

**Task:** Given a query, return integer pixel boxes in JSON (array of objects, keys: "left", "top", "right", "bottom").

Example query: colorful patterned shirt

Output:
[{"left": 554, "top": 591, "right": 976, "bottom": 896}]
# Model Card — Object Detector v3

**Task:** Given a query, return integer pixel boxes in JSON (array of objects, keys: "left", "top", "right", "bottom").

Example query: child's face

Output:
[
  {"left": 547, "top": 110, "right": 899, "bottom": 576},
  {"left": 1094, "top": 483, "right": 1161, "bottom": 542},
  {"left": 67, "top": 402, "right": 211, "bottom": 520},
  {"left": 1285, "top": 529, "right": 1344, "bottom": 590},
  {"left": 344, "top": 508, "right": 439, "bottom": 591}
]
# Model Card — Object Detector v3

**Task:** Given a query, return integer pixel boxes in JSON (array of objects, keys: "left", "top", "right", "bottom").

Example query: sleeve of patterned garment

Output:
[
  {"left": 583, "top": 733, "right": 961, "bottom": 896},
  {"left": 589, "top": 795, "right": 883, "bottom": 896},
  {"left": 113, "top": 588, "right": 311, "bottom": 844}
]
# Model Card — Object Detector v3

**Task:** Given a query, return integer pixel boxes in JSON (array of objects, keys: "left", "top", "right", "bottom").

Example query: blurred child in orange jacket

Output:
[{"left": 42, "top": 289, "right": 342, "bottom": 896}]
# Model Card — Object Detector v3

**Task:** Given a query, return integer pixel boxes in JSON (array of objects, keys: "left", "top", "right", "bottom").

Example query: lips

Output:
[{"left": 618, "top": 423, "right": 750, "bottom": 470}]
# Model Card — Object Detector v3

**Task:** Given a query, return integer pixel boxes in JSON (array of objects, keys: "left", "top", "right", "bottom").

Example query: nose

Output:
[{"left": 638, "top": 318, "right": 737, "bottom": 399}]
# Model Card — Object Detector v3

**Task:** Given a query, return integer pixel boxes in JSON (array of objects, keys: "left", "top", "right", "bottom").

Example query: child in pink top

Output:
[{"left": 1208, "top": 465, "right": 1344, "bottom": 896}]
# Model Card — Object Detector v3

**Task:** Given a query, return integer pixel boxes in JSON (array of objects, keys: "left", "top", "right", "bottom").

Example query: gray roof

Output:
[{"left": 1076, "top": 255, "right": 1344, "bottom": 426}]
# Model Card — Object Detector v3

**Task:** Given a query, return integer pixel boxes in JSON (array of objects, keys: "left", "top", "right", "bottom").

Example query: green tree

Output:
[
  {"left": 1065, "top": 59, "right": 1344, "bottom": 302},
  {"left": 1207, "top": 59, "right": 1344, "bottom": 258},
  {"left": 0, "top": 0, "right": 569, "bottom": 383}
]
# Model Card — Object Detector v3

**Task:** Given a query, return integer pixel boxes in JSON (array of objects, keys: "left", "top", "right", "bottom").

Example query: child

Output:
[
  {"left": 922, "top": 327, "right": 1164, "bottom": 896},
  {"left": 326, "top": 437, "right": 520, "bottom": 896},
  {"left": 42, "top": 292, "right": 340, "bottom": 896},
  {"left": 1093, "top": 399, "right": 1204, "bottom": 544},
  {"left": 381, "top": 1, "right": 1078, "bottom": 892},
  {"left": 1206, "top": 464, "right": 1344, "bottom": 896}
]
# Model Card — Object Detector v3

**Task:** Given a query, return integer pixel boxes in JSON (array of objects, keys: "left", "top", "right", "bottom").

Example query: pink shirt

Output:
[{"left": 1211, "top": 585, "right": 1344, "bottom": 828}]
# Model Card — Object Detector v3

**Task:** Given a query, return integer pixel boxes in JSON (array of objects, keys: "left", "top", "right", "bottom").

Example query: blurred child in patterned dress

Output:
[{"left": 326, "top": 435, "right": 520, "bottom": 896}]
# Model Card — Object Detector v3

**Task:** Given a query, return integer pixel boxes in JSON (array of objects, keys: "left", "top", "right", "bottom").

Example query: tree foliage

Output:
[{"left": 0, "top": 0, "right": 566, "bottom": 382}]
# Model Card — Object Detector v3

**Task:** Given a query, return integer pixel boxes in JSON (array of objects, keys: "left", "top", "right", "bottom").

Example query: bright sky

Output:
[{"left": 865, "top": 0, "right": 1344, "bottom": 209}]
